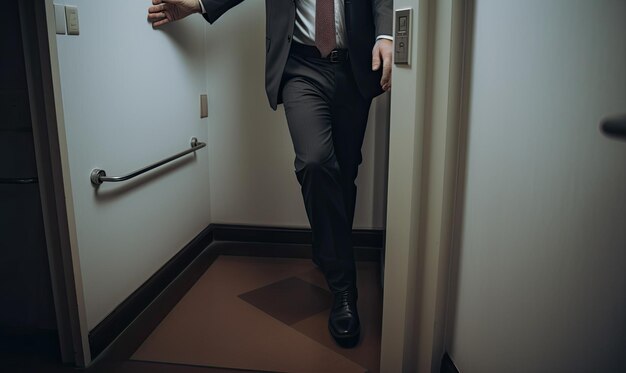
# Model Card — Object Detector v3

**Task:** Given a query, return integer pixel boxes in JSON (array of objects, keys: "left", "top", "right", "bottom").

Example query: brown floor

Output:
[
  {"left": 131, "top": 256, "right": 383, "bottom": 373},
  {"left": 2, "top": 356, "right": 247, "bottom": 373},
  {"left": 1, "top": 253, "right": 382, "bottom": 373}
]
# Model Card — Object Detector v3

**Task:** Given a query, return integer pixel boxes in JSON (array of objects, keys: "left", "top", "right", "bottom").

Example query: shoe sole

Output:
[{"left": 328, "top": 324, "right": 361, "bottom": 348}]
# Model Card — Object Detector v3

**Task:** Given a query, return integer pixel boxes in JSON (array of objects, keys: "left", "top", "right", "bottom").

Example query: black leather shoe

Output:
[{"left": 328, "top": 289, "right": 360, "bottom": 348}]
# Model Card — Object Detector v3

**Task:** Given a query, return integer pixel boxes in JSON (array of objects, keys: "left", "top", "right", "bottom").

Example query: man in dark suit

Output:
[{"left": 148, "top": 0, "right": 393, "bottom": 348}]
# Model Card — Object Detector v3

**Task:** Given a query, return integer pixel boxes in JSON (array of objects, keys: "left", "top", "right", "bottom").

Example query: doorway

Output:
[
  {"left": 0, "top": 0, "right": 59, "bottom": 367},
  {"left": 22, "top": 0, "right": 394, "bottom": 371}
]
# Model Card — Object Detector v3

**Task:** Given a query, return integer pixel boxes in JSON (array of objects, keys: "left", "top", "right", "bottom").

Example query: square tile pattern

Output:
[
  {"left": 239, "top": 276, "right": 332, "bottom": 326},
  {"left": 132, "top": 256, "right": 382, "bottom": 373}
]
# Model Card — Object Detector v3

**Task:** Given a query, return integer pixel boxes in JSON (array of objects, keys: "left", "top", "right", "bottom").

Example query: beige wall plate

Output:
[
  {"left": 200, "top": 94, "right": 208, "bottom": 118},
  {"left": 65, "top": 5, "right": 79, "bottom": 35}
]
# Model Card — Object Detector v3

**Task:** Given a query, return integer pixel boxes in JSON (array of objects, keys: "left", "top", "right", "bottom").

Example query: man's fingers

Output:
[
  {"left": 148, "top": 4, "right": 166, "bottom": 13},
  {"left": 383, "top": 56, "right": 392, "bottom": 76},
  {"left": 380, "top": 74, "right": 390, "bottom": 90},
  {"left": 372, "top": 46, "right": 382, "bottom": 71},
  {"left": 148, "top": 12, "right": 168, "bottom": 21},
  {"left": 148, "top": 3, "right": 167, "bottom": 24},
  {"left": 152, "top": 18, "right": 171, "bottom": 28},
  {"left": 374, "top": 39, "right": 393, "bottom": 91},
  {"left": 380, "top": 55, "right": 392, "bottom": 90}
]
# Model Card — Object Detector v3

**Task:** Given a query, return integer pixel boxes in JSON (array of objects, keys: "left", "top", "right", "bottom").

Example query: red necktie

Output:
[{"left": 315, "top": 0, "right": 337, "bottom": 57}]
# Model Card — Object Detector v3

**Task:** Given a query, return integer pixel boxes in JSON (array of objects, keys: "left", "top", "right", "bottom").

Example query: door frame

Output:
[
  {"left": 22, "top": 0, "right": 473, "bottom": 369},
  {"left": 19, "top": 0, "right": 91, "bottom": 367},
  {"left": 380, "top": 0, "right": 470, "bottom": 371}
]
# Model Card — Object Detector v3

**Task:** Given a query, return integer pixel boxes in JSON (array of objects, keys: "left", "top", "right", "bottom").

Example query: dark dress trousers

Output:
[{"left": 201, "top": 0, "right": 392, "bottom": 292}]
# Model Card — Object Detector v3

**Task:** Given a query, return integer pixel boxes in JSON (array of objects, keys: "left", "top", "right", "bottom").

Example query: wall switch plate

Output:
[
  {"left": 394, "top": 8, "right": 412, "bottom": 65},
  {"left": 200, "top": 95, "right": 208, "bottom": 118},
  {"left": 65, "top": 5, "right": 79, "bottom": 35},
  {"left": 54, "top": 4, "right": 66, "bottom": 34}
]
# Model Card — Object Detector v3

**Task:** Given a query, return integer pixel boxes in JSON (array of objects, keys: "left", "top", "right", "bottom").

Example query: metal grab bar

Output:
[
  {"left": 90, "top": 137, "right": 206, "bottom": 186},
  {"left": 0, "top": 177, "right": 38, "bottom": 184}
]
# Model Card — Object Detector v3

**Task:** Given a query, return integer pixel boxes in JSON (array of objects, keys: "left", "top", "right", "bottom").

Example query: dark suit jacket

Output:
[{"left": 201, "top": 0, "right": 393, "bottom": 110}]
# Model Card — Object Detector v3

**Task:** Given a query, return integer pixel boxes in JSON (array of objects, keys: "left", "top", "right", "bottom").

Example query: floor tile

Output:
[{"left": 239, "top": 276, "right": 331, "bottom": 326}]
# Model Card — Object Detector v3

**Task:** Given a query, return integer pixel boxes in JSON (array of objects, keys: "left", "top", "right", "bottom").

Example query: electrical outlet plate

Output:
[
  {"left": 200, "top": 95, "right": 208, "bottom": 118},
  {"left": 54, "top": 4, "right": 66, "bottom": 34},
  {"left": 65, "top": 5, "right": 79, "bottom": 35}
]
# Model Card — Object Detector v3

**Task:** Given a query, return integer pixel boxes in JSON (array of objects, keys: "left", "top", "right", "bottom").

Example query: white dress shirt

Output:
[
  {"left": 293, "top": 0, "right": 347, "bottom": 48},
  {"left": 198, "top": 0, "right": 393, "bottom": 48}
]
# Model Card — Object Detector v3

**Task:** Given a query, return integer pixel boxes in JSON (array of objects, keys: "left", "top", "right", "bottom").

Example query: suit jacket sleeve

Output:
[
  {"left": 372, "top": 0, "right": 393, "bottom": 37},
  {"left": 200, "top": 0, "right": 244, "bottom": 24}
]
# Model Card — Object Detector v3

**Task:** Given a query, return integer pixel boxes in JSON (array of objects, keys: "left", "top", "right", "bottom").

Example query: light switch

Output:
[
  {"left": 394, "top": 8, "right": 412, "bottom": 66},
  {"left": 200, "top": 95, "right": 208, "bottom": 118},
  {"left": 65, "top": 5, "right": 79, "bottom": 35},
  {"left": 54, "top": 4, "right": 66, "bottom": 34}
]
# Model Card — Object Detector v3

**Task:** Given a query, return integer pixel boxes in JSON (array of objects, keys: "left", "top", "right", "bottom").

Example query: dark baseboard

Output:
[
  {"left": 211, "top": 223, "right": 384, "bottom": 248},
  {"left": 88, "top": 223, "right": 385, "bottom": 362},
  {"left": 88, "top": 225, "right": 215, "bottom": 359},
  {"left": 90, "top": 240, "right": 221, "bottom": 368},
  {"left": 212, "top": 224, "right": 384, "bottom": 262},
  {"left": 441, "top": 353, "right": 460, "bottom": 373}
]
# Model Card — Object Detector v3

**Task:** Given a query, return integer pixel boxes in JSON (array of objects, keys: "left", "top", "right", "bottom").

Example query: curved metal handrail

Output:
[{"left": 90, "top": 137, "right": 206, "bottom": 186}]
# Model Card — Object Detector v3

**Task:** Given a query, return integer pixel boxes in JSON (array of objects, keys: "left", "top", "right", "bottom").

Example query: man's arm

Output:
[
  {"left": 198, "top": 0, "right": 244, "bottom": 24},
  {"left": 372, "top": 0, "right": 393, "bottom": 91},
  {"left": 148, "top": 0, "right": 200, "bottom": 27},
  {"left": 373, "top": 0, "right": 393, "bottom": 37},
  {"left": 147, "top": 0, "right": 242, "bottom": 27}
]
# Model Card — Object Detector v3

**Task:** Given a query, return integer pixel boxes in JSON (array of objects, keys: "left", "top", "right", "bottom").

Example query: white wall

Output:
[
  {"left": 53, "top": 0, "right": 211, "bottom": 329},
  {"left": 203, "top": 1, "right": 389, "bottom": 229},
  {"left": 447, "top": 1, "right": 626, "bottom": 372}
]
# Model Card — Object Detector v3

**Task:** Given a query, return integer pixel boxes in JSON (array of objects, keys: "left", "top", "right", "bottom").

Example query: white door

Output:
[{"left": 446, "top": 1, "right": 626, "bottom": 372}]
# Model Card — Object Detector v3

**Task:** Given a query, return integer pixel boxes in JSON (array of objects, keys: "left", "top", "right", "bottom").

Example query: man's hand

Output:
[
  {"left": 372, "top": 39, "right": 393, "bottom": 92},
  {"left": 147, "top": 0, "right": 201, "bottom": 28}
]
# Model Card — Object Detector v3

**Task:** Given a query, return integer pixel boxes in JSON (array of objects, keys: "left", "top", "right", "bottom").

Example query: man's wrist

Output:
[
  {"left": 376, "top": 35, "right": 393, "bottom": 42},
  {"left": 197, "top": 0, "right": 206, "bottom": 14}
]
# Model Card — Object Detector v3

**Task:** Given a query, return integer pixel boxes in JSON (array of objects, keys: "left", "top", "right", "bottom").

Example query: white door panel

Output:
[{"left": 448, "top": 1, "right": 626, "bottom": 372}]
